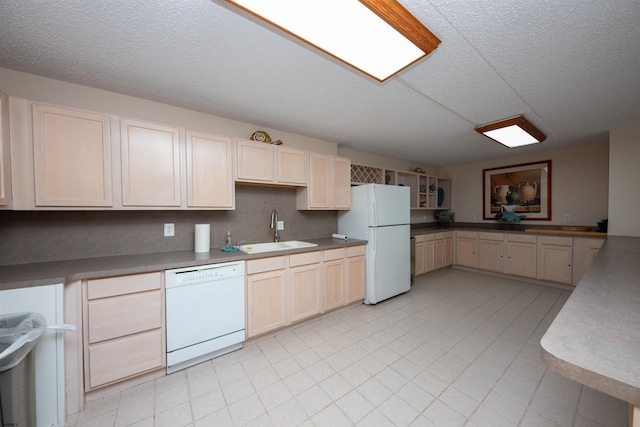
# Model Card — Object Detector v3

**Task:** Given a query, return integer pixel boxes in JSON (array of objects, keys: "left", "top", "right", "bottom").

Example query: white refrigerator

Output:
[{"left": 338, "top": 184, "right": 411, "bottom": 304}]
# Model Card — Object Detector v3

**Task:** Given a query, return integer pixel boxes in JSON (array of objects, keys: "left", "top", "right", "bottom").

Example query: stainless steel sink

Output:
[{"left": 238, "top": 240, "right": 318, "bottom": 254}]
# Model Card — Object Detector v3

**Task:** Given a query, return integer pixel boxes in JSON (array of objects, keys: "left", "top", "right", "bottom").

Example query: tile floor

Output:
[{"left": 67, "top": 269, "right": 628, "bottom": 426}]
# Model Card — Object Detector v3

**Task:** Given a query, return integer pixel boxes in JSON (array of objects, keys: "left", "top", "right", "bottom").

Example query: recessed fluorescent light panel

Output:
[
  {"left": 475, "top": 115, "right": 546, "bottom": 148},
  {"left": 225, "top": 0, "right": 441, "bottom": 81}
]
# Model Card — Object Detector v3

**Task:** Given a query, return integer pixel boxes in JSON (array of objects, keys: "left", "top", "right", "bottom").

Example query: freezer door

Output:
[
  {"left": 366, "top": 224, "right": 411, "bottom": 304},
  {"left": 370, "top": 184, "right": 410, "bottom": 227}
]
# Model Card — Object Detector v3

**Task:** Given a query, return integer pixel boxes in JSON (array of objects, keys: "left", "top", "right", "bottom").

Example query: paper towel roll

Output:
[
  {"left": 332, "top": 233, "right": 348, "bottom": 240},
  {"left": 194, "top": 224, "right": 210, "bottom": 253}
]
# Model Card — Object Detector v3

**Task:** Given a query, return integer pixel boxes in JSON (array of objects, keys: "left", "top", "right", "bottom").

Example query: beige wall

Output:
[
  {"left": 608, "top": 124, "right": 640, "bottom": 236},
  {"left": 441, "top": 141, "right": 609, "bottom": 226},
  {"left": 0, "top": 67, "right": 338, "bottom": 155}
]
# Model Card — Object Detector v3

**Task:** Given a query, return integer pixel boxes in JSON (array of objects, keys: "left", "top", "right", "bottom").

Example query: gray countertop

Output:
[
  {"left": 0, "top": 237, "right": 367, "bottom": 291},
  {"left": 540, "top": 236, "right": 640, "bottom": 406}
]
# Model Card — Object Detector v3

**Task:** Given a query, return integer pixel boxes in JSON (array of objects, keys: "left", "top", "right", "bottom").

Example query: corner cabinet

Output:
[
  {"left": 297, "top": 154, "right": 350, "bottom": 210},
  {"left": 32, "top": 103, "right": 113, "bottom": 207},
  {"left": 185, "top": 131, "right": 234, "bottom": 209},
  {"left": 82, "top": 272, "right": 165, "bottom": 391},
  {"left": 120, "top": 119, "right": 181, "bottom": 207}
]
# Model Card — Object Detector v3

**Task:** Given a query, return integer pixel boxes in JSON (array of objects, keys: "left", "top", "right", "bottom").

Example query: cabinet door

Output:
[
  {"left": 346, "top": 253, "right": 365, "bottom": 304},
  {"left": 478, "top": 239, "right": 504, "bottom": 272},
  {"left": 121, "top": 119, "right": 181, "bottom": 206},
  {"left": 247, "top": 269, "right": 286, "bottom": 337},
  {"left": 236, "top": 138, "right": 275, "bottom": 183},
  {"left": 186, "top": 131, "right": 234, "bottom": 208},
  {"left": 32, "top": 104, "right": 112, "bottom": 207},
  {"left": 323, "top": 259, "right": 345, "bottom": 311},
  {"left": 456, "top": 237, "right": 477, "bottom": 268},
  {"left": 277, "top": 146, "right": 307, "bottom": 185},
  {"left": 307, "top": 153, "right": 331, "bottom": 208},
  {"left": 289, "top": 263, "right": 322, "bottom": 323},
  {"left": 0, "top": 91, "right": 10, "bottom": 207},
  {"left": 415, "top": 241, "right": 426, "bottom": 275},
  {"left": 435, "top": 238, "right": 445, "bottom": 269},
  {"left": 333, "top": 156, "right": 351, "bottom": 210},
  {"left": 540, "top": 245, "right": 573, "bottom": 284},
  {"left": 444, "top": 238, "right": 453, "bottom": 266},
  {"left": 507, "top": 242, "right": 537, "bottom": 278},
  {"left": 425, "top": 240, "right": 436, "bottom": 272}
]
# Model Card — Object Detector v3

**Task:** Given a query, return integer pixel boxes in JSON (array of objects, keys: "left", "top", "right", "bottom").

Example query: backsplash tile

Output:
[{"left": 0, "top": 186, "right": 337, "bottom": 265}]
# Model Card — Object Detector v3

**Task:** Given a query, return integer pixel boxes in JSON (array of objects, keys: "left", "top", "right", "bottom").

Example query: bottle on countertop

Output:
[{"left": 226, "top": 230, "right": 232, "bottom": 247}]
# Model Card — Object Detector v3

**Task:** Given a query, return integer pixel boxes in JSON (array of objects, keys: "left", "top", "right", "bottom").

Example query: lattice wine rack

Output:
[{"left": 351, "top": 164, "right": 383, "bottom": 185}]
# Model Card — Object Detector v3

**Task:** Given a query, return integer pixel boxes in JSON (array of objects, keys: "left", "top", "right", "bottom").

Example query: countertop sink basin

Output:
[{"left": 239, "top": 240, "right": 318, "bottom": 254}]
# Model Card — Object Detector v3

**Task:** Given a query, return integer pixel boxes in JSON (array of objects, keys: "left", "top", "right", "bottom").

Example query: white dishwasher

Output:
[{"left": 165, "top": 261, "right": 245, "bottom": 374}]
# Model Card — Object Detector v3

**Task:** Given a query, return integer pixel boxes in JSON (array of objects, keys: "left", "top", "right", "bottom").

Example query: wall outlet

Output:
[
  {"left": 277, "top": 220, "right": 284, "bottom": 231},
  {"left": 563, "top": 214, "right": 571, "bottom": 223},
  {"left": 164, "top": 223, "right": 175, "bottom": 236},
  {"left": 471, "top": 213, "right": 477, "bottom": 221}
]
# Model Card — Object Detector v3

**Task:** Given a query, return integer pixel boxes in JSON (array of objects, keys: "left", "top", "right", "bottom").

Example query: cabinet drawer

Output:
[
  {"left": 456, "top": 231, "right": 477, "bottom": 239},
  {"left": 507, "top": 234, "right": 537, "bottom": 244},
  {"left": 424, "top": 234, "right": 436, "bottom": 241},
  {"left": 478, "top": 232, "right": 504, "bottom": 241},
  {"left": 414, "top": 234, "right": 425, "bottom": 243},
  {"left": 289, "top": 251, "right": 321, "bottom": 267},
  {"left": 87, "top": 272, "right": 161, "bottom": 300},
  {"left": 324, "top": 248, "right": 346, "bottom": 261},
  {"left": 540, "top": 236, "right": 573, "bottom": 246},
  {"left": 88, "top": 329, "right": 163, "bottom": 389},
  {"left": 347, "top": 245, "right": 365, "bottom": 257},
  {"left": 88, "top": 291, "right": 162, "bottom": 344},
  {"left": 246, "top": 256, "right": 286, "bottom": 274}
]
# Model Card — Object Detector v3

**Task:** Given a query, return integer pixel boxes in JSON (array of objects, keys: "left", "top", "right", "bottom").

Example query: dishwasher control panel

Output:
[{"left": 165, "top": 261, "right": 245, "bottom": 288}]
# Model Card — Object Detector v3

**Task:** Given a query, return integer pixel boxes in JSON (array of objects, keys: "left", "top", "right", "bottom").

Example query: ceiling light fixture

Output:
[
  {"left": 225, "top": 0, "right": 441, "bottom": 81},
  {"left": 475, "top": 115, "right": 546, "bottom": 148}
]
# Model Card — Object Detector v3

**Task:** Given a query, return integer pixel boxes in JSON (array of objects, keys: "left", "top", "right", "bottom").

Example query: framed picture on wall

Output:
[{"left": 483, "top": 160, "right": 552, "bottom": 220}]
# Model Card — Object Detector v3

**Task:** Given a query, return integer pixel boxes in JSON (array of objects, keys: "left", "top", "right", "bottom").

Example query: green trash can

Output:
[{"left": 0, "top": 312, "right": 46, "bottom": 427}]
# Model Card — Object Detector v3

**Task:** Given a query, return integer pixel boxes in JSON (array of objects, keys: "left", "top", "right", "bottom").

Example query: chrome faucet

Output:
[{"left": 270, "top": 209, "right": 280, "bottom": 242}]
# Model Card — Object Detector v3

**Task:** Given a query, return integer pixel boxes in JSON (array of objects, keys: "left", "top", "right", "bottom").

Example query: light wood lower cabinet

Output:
[
  {"left": 478, "top": 232, "right": 504, "bottom": 273},
  {"left": 246, "top": 257, "right": 287, "bottom": 338},
  {"left": 346, "top": 245, "right": 366, "bottom": 303},
  {"left": 506, "top": 235, "right": 538, "bottom": 279},
  {"left": 539, "top": 236, "right": 573, "bottom": 284},
  {"left": 323, "top": 248, "right": 346, "bottom": 312},
  {"left": 455, "top": 231, "right": 478, "bottom": 269},
  {"left": 289, "top": 252, "right": 322, "bottom": 323},
  {"left": 414, "top": 231, "right": 452, "bottom": 277},
  {"left": 83, "top": 272, "right": 164, "bottom": 391},
  {"left": 246, "top": 245, "right": 366, "bottom": 338}
]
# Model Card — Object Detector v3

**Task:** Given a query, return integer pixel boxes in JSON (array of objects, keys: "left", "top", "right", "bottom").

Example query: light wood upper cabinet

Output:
[
  {"left": 185, "top": 131, "right": 234, "bottom": 209},
  {"left": 297, "top": 154, "right": 350, "bottom": 210},
  {"left": 121, "top": 119, "right": 181, "bottom": 207},
  {"left": 277, "top": 146, "right": 307, "bottom": 185},
  {"left": 32, "top": 103, "right": 113, "bottom": 207},
  {"left": 0, "top": 91, "right": 10, "bottom": 208},
  {"left": 235, "top": 138, "right": 275, "bottom": 183}
]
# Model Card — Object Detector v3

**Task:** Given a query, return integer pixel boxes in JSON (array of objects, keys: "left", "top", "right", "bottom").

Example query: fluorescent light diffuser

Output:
[
  {"left": 475, "top": 115, "right": 546, "bottom": 148},
  {"left": 225, "top": 0, "right": 441, "bottom": 81}
]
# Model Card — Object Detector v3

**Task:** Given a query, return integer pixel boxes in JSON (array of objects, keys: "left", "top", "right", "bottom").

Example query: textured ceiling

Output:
[{"left": 1, "top": 0, "right": 639, "bottom": 166}]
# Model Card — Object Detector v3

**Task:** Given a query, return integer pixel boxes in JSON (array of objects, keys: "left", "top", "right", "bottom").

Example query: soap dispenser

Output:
[{"left": 225, "top": 230, "right": 232, "bottom": 247}]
